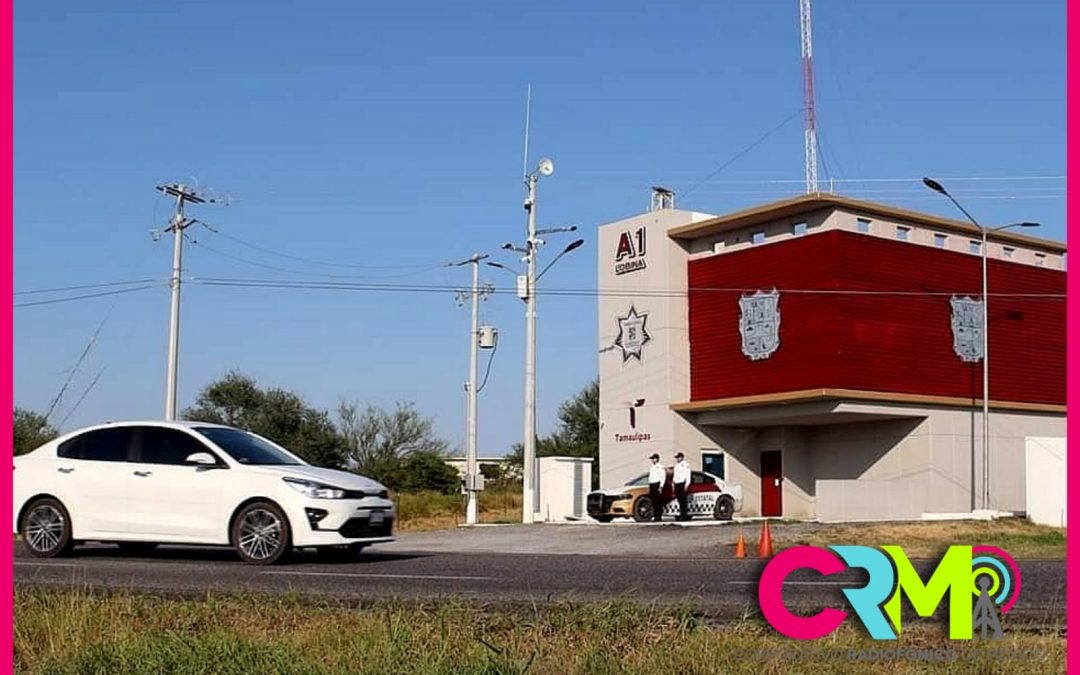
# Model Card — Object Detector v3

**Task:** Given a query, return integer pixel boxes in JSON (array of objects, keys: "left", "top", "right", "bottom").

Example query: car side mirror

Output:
[{"left": 185, "top": 452, "right": 218, "bottom": 467}]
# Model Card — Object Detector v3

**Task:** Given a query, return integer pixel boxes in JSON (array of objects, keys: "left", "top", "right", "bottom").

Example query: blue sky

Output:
[{"left": 13, "top": 1, "right": 1065, "bottom": 455}]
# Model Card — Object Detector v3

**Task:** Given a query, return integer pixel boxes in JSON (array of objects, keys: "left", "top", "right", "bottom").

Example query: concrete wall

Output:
[
  {"left": 662, "top": 408, "right": 1064, "bottom": 521},
  {"left": 597, "top": 207, "right": 713, "bottom": 487},
  {"left": 1024, "top": 437, "right": 1067, "bottom": 527}
]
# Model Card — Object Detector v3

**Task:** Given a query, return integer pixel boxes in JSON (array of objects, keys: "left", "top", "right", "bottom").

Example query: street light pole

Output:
[
  {"left": 922, "top": 177, "right": 1038, "bottom": 511},
  {"left": 522, "top": 172, "right": 540, "bottom": 524}
]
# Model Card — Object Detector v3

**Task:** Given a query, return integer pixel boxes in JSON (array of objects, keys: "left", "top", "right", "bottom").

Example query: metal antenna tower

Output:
[{"left": 800, "top": 0, "right": 819, "bottom": 194}]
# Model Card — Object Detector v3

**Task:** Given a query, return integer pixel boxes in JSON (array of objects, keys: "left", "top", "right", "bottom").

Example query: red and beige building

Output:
[{"left": 597, "top": 191, "right": 1065, "bottom": 521}]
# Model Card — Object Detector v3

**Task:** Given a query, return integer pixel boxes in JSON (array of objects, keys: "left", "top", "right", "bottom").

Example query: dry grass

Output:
[
  {"left": 394, "top": 487, "right": 522, "bottom": 532},
  {"left": 13, "top": 588, "right": 1065, "bottom": 674},
  {"left": 784, "top": 518, "right": 1066, "bottom": 558}
]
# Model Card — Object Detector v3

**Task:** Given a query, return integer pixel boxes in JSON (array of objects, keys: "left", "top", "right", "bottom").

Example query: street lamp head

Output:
[
  {"left": 501, "top": 242, "right": 514, "bottom": 250},
  {"left": 562, "top": 238, "right": 585, "bottom": 254},
  {"left": 537, "top": 157, "right": 554, "bottom": 177},
  {"left": 1016, "top": 222, "right": 1040, "bottom": 228},
  {"left": 922, "top": 177, "right": 947, "bottom": 195}
]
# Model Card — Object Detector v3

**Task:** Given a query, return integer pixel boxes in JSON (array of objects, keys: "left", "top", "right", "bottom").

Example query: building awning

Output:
[{"left": 670, "top": 388, "right": 1065, "bottom": 428}]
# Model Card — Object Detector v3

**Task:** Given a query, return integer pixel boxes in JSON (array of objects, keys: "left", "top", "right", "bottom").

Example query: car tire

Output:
[
  {"left": 232, "top": 501, "right": 292, "bottom": 565},
  {"left": 315, "top": 543, "right": 365, "bottom": 563},
  {"left": 116, "top": 542, "right": 159, "bottom": 555},
  {"left": 714, "top": 496, "right": 735, "bottom": 521},
  {"left": 632, "top": 497, "right": 655, "bottom": 523},
  {"left": 593, "top": 515, "right": 614, "bottom": 524},
  {"left": 21, "top": 497, "right": 74, "bottom": 558}
]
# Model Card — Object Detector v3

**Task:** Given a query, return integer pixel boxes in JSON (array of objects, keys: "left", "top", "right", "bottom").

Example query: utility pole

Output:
[
  {"left": 156, "top": 183, "right": 206, "bottom": 421},
  {"left": 454, "top": 254, "right": 492, "bottom": 524}
]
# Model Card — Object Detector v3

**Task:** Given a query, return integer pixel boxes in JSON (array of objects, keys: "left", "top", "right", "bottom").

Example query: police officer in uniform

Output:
[
  {"left": 673, "top": 452, "right": 692, "bottom": 521},
  {"left": 647, "top": 453, "right": 665, "bottom": 522}
]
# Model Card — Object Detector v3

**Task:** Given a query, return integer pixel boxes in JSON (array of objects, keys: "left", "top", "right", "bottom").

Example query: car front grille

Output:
[
  {"left": 338, "top": 512, "right": 394, "bottom": 538},
  {"left": 587, "top": 493, "right": 617, "bottom": 515}
]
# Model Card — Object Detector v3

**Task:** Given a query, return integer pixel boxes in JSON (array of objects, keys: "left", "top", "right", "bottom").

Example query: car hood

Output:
[
  {"left": 251, "top": 464, "right": 388, "bottom": 493},
  {"left": 591, "top": 486, "right": 644, "bottom": 498}
]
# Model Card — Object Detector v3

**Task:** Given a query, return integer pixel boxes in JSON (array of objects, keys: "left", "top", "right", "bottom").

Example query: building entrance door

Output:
[{"left": 760, "top": 450, "right": 783, "bottom": 517}]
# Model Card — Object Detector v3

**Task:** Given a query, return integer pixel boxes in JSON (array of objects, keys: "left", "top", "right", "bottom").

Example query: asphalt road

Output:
[{"left": 13, "top": 542, "right": 1067, "bottom": 623}]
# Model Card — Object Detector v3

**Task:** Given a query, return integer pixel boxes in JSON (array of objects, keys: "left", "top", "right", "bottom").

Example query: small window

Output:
[
  {"left": 752, "top": 231, "right": 766, "bottom": 245},
  {"left": 1002, "top": 247, "right": 1015, "bottom": 259},
  {"left": 702, "top": 451, "right": 725, "bottom": 480},
  {"left": 57, "top": 428, "right": 133, "bottom": 462},
  {"left": 1035, "top": 253, "right": 1046, "bottom": 267},
  {"left": 896, "top": 226, "right": 911, "bottom": 241},
  {"left": 132, "top": 427, "right": 217, "bottom": 466},
  {"left": 856, "top": 218, "right": 871, "bottom": 233},
  {"left": 934, "top": 234, "right": 947, "bottom": 248},
  {"left": 792, "top": 222, "right": 808, "bottom": 236},
  {"left": 969, "top": 241, "right": 982, "bottom": 254}
]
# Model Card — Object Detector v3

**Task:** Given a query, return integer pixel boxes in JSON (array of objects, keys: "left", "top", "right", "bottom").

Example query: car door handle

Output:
[
  {"left": 133, "top": 470, "right": 153, "bottom": 477},
  {"left": 57, "top": 467, "right": 75, "bottom": 474}
]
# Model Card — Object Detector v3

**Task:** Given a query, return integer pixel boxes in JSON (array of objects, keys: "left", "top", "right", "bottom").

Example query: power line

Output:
[
  {"left": 188, "top": 277, "right": 1065, "bottom": 300},
  {"left": 14, "top": 278, "right": 162, "bottom": 296},
  {"left": 197, "top": 221, "right": 441, "bottom": 270},
  {"left": 14, "top": 284, "right": 162, "bottom": 308},
  {"left": 680, "top": 110, "right": 803, "bottom": 198},
  {"left": 187, "top": 231, "right": 445, "bottom": 280}
]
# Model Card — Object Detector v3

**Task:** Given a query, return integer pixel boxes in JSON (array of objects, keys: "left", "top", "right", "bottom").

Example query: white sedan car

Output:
[{"left": 13, "top": 420, "right": 395, "bottom": 564}]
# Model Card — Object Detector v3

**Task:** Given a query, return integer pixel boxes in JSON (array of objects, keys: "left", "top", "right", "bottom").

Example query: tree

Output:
[
  {"left": 552, "top": 379, "right": 599, "bottom": 459},
  {"left": 504, "top": 379, "right": 600, "bottom": 486},
  {"left": 336, "top": 400, "right": 454, "bottom": 491},
  {"left": 183, "top": 371, "right": 346, "bottom": 469},
  {"left": 14, "top": 407, "right": 58, "bottom": 456}
]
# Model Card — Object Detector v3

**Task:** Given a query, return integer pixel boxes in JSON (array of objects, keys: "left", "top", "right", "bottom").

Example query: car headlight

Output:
[
  {"left": 618, "top": 493, "right": 634, "bottom": 500},
  {"left": 283, "top": 477, "right": 346, "bottom": 499}
]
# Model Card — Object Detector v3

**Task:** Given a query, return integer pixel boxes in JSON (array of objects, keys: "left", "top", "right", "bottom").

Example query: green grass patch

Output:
[
  {"left": 394, "top": 487, "right": 522, "bottom": 531},
  {"left": 785, "top": 519, "right": 1066, "bottom": 559},
  {"left": 14, "top": 588, "right": 1065, "bottom": 674}
]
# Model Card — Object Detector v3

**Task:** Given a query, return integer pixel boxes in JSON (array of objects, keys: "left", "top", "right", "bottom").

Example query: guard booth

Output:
[{"left": 536, "top": 456, "right": 593, "bottom": 522}]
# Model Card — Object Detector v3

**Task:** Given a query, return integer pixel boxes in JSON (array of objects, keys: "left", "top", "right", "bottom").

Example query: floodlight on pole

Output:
[{"left": 506, "top": 155, "right": 584, "bottom": 524}]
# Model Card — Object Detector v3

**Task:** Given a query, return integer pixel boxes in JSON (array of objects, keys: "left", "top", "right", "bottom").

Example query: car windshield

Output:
[
  {"left": 193, "top": 427, "right": 303, "bottom": 466},
  {"left": 625, "top": 473, "right": 650, "bottom": 487}
]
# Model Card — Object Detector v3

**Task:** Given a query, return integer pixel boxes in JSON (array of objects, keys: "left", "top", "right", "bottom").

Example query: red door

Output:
[{"left": 760, "top": 451, "right": 783, "bottom": 517}]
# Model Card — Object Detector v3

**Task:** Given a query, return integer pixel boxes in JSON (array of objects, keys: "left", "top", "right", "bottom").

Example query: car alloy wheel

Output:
[
  {"left": 714, "top": 496, "right": 734, "bottom": 521},
  {"left": 633, "top": 497, "right": 655, "bottom": 523},
  {"left": 234, "top": 502, "right": 291, "bottom": 565},
  {"left": 22, "top": 498, "right": 73, "bottom": 558}
]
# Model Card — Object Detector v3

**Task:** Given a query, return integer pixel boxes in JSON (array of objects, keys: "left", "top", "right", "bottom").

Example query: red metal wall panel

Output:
[{"left": 687, "top": 230, "right": 1065, "bottom": 405}]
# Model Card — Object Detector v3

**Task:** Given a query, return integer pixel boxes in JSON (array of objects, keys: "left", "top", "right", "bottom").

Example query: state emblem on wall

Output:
[
  {"left": 615, "top": 305, "right": 651, "bottom": 362},
  {"left": 739, "top": 290, "right": 781, "bottom": 361},
  {"left": 950, "top": 296, "right": 984, "bottom": 363}
]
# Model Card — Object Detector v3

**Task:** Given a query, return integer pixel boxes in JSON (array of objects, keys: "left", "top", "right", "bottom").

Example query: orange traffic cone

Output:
[
  {"left": 734, "top": 532, "right": 747, "bottom": 558},
  {"left": 757, "top": 520, "right": 775, "bottom": 559}
]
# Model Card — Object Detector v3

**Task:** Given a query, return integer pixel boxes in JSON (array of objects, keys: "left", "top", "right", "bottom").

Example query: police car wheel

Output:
[
  {"left": 714, "top": 496, "right": 734, "bottom": 521},
  {"left": 632, "top": 497, "right": 655, "bottom": 523}
]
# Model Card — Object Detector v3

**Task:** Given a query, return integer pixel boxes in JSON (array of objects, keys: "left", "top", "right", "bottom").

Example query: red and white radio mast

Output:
[{"left": 800, "top": 0, "right": 818, "bottom": 194}]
